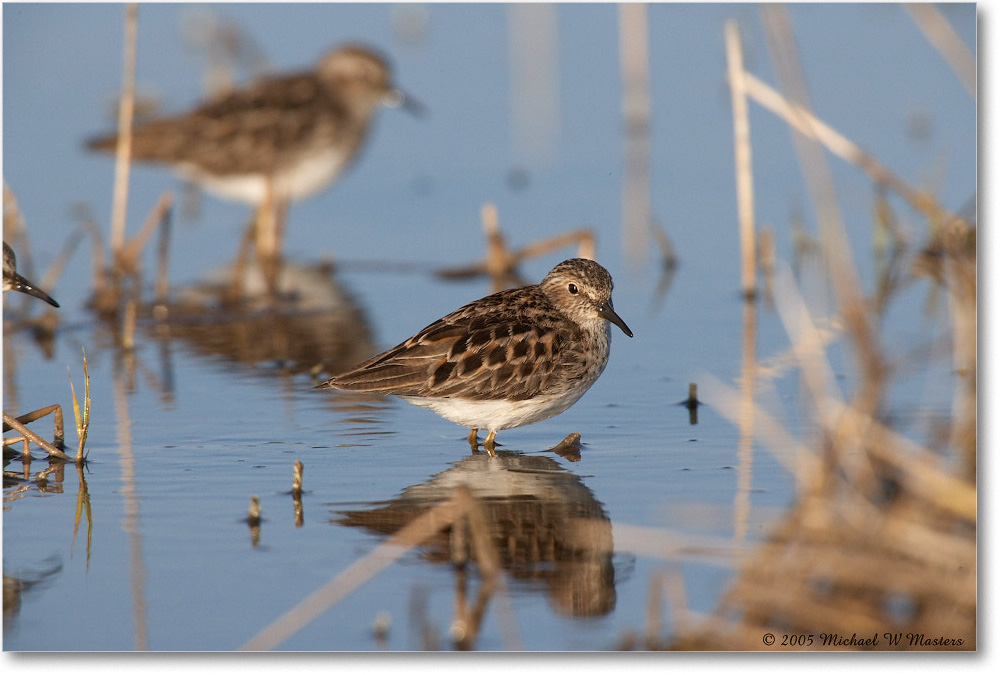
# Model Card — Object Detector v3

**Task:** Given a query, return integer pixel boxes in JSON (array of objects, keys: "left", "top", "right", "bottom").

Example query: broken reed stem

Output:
[
  {"left": 725, "top": 21, "right": 757, "bottom": 300},
  {"left": 2, "top": 412, "right": 73, "bottom": 461},
  {"left": 247, "top": 495, "right": 262, "bottom": 525},
  {"left": 122, "top": 191, "right": 173, "bottom": 273},
  {"left": 437, "top": 203, "right": 595, "bottom": 282},
  {"left": 122, "top": 292, "right": 138, "bottom": 350},
  {"left": 292, "top": 460, "right": 303, "bottom": 496},
  {"left": 481, "top": 202, "right": 508, "bottom": 278},
  {"left": 515, "top": 228, "right": 596, "bottom": 262},
  {"left": 3, "top": 404, "right": 65, "bottom": 449},
  {"left": 78, "top": 216, "right": 110, "bottom": 303},
  {"left": 110, "top": 3, "right": 138, "bottom": 262},
  {"left": 905, "top": 3, "right": 976, "bottom": 101}
]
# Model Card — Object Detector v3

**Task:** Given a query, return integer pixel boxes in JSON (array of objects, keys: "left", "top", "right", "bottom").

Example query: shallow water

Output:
[{"left": 2, "top": 3, "right": 975, "bottom": 651}]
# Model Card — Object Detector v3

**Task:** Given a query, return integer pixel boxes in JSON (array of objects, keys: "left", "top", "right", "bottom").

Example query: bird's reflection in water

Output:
[
  {"left": 146, "top": 260, "right": 375, "bottom": 378},
  {"left": 336, "top": 451, "right": 615, "bottom": 619}
]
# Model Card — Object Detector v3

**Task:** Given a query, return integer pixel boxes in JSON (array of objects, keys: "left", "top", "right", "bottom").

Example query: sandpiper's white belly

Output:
[
  {"left": 177, "top": 147, "right": 351, "bottom": 205},
  {"left": 400, "top": 386, "right": 592, "bottom": 433}
]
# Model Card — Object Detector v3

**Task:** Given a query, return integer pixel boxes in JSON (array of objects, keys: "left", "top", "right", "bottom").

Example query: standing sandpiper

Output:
[
  {"left": 87, "top": 44, "right": 420, "bottom": 269},
  {"left": 3, "top": 242, "right": 59, "bottom": 307},
  {"left": 318, "top": 258, "right": 632, "bottom": 453}
]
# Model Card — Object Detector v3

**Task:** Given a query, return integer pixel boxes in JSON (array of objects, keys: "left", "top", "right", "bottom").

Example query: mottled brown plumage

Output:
[
  {"left": 318, "top": 259, "right": 632, "bottom": 451},
  {"left": 87, "top": 45, "right": 417, "bottom": 205}
]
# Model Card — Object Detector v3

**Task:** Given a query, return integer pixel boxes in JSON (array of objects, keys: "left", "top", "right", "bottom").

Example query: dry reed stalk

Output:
[
  {"left": 741, "top": 70, "right": 966, "bottom": 229},
  {"left": 905, "top": 3, "right": 976, "bottom": 101},
  {"left": 292, "top": 460, "right": 304, "bottom": 496},
  {"left": 37, "top": 224, "right": 85, "bottom": 296},
  {"left": 661, "top": 563, "right": 691, "bottom": 642},
  {"left": 735, "top": 299, "right": 757, "bottom": 544},
  {"left": 725, "top": 22, "right": 757, "bottom": 299},
  {"left": 122, "top": 291, "right": 138, "bottom": 350},
  {"left": 74, "top": 214, "right": 111, "bottom": 307},
  {"left": 436, "top": 203, "right": 596, "bottom": 289},
  {"left": 759, "top": 7, "right": 890, "bottom": 416},
  {"left": 644, "top": 571, "right": 664, "bottom": 646},
  {"left": 691, "top": 242, "right": 975, "bottom": 650},
  {"left": 758, "top": 227, "right": 776, "bottom": 303},
  {"left": 2, "top": 404, "right": 65, "bottom": 448},
  {"left": 291, "top": 460, "right": 304, "bottom": 528},
  {"left": 702, "top": 373, "right": 820, "bottom": 487},
  {"left": 109, "top": 3, "right": 138, "bottom": 262},
  {"left": 112, "top": 354, "right": 149, "bottom": 651},
  {"left": 120, "top": 191, "right": 173, "bottom": 273},
  {"left": 619, "top": 2, "right": 652, "bottom": 265},
  {"left": 761, "top": 5, "right": 853, "bottom": 288},
  {"left": 516, "top": 228, "right": 596, "bottom": 263},
  {"left": 154, "top": 195, "right": 173, "bottom": 310}
]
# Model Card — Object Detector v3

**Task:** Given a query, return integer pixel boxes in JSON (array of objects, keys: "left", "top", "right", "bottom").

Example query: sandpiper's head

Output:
[
  {"left": 2, "top": 242, "right": 59, "bottom": 307},
  {"left": 318, "top": 45, "right": 421, "bottom": 115},
  {"left": 540, "top": 258, "right": 631, "bottom": 337}
]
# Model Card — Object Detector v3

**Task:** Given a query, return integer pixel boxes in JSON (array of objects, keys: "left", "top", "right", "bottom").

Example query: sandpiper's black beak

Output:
[
  {"left": 385, "top": 88, "right": 425, "bottom": 116},
  {"left": 598, "top": 299, "right": 632, "bottom": 337},
  {"left": 8, "top": 273, "right": 59, "bottom": 307}
]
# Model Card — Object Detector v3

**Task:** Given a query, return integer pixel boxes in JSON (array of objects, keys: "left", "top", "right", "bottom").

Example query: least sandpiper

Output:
[
  {"left": 87, "top": 44, "right": 419, "bottom": 263},
  {"left": 318, "top": 258, "right": 632, "bottom": 452},
  {"left": 3, "top": 242, "right": 59, "bottom": 307}
]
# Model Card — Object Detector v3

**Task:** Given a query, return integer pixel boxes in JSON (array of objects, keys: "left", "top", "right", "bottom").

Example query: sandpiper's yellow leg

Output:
[
  {"left": 483, "top": 430, "right": 497, "bottom": 457},
  {"left": 467, "top": 428, "right": 479, "bottom": 449}
]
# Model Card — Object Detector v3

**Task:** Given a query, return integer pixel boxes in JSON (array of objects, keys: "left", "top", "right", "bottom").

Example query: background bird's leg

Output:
[
  {"left": 254, "top": 179, "right": 282, "bottom": 296},
  {"left": 227, "top": 217, "right": 256, "bottom": 301}
]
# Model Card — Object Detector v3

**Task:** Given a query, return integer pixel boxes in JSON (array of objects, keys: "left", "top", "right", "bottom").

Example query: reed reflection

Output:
[{"left": 336, "top": 450, "right": 615, "bottom": 620}]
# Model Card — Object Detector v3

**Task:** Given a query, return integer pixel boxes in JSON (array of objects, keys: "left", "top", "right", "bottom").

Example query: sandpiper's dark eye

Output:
[{"left": 567, "top": 283, "right": 578, "bottom": 295}]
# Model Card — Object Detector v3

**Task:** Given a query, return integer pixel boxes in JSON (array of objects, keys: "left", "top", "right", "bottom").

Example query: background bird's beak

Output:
[
  {"left": 598, "top": 300, "right": 632, "bottom": 337},
  {"left": 9, "top": 273, "right": 59, "bottom": 307},
  {"left": 385, "top": 88, "right": 425, "bottom": 116}
]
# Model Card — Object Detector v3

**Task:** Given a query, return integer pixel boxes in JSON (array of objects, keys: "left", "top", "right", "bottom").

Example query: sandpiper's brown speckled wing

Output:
[
  {"left": 320, "top": 285, "right": 579, "bottom": 402},
  {"left": 87, "top": 72, "right": 359, "bottom": 176}
]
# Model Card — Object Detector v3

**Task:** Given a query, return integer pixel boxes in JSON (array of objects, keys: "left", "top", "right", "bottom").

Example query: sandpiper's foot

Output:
[
  {"left": 483, "top": 430, "right": 497, "bottom": 457},
  {"left": 467, "top": 428, "right": 479, "bottom": 450}
]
